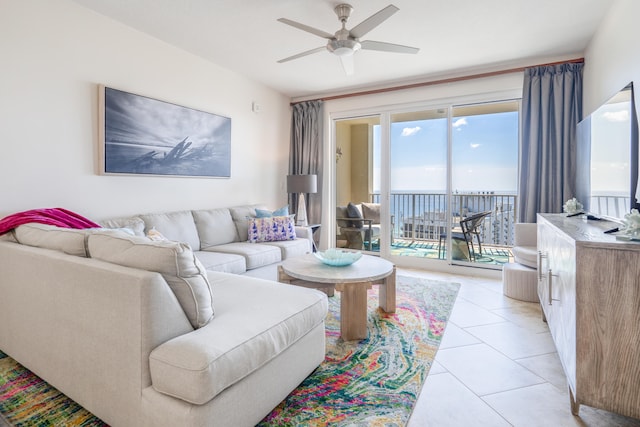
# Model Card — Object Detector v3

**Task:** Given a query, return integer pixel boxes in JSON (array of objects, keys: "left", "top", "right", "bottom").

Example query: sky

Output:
[
  {"left": 373, "top": 111, "right": 519, "bottom": 194},
  {"left": 105, "top": 87, "right": 230, "bottom": 149}
]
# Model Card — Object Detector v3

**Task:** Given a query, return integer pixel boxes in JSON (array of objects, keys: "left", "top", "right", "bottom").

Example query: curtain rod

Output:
[{"left": 291, "top": 57, "right": 584, "bottom": 105}]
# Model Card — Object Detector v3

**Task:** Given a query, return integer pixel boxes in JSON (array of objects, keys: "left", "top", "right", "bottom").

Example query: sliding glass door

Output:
[
  {"left": 386, "top": 109, "right": 449, "bottom": 262},
  {"left": 450, "top": 102, "right": 519, "bottom": 265},
  {"left": 334, "top": 116, "right": 381, "bottom": 252},
  {"left": 333, "top": 98, "right": 519, "bottom": 270}
]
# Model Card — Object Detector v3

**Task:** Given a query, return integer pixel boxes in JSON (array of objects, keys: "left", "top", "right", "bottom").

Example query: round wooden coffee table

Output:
[{"left": 278, "top": 254, "right": 396, "bottom": 341}]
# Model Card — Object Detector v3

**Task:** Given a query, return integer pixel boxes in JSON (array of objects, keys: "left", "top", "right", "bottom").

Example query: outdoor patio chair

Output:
[
  {"left": 336, "top": 202, "right": 393, "bottom": 251},
  {"left": 438, "top": 210, "right": 492, "bottom": 261}
]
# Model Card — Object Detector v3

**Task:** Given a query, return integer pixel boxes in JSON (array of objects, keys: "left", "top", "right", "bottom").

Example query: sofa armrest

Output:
[
  {"left": 294, "top": 226, "right": 314, "bottom": 251},
  {"left": 337, "top": 218, "right": 374, "bottom": 228},
  {"left": 0, "top": 242, "right": 193, "bottom": 426},
  {"left": 295, "top": 226, "right": 310, "bottom": 239}
]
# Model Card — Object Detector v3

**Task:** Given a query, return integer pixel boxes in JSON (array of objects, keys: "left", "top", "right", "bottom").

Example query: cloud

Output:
[
  {"left": 452, "top": 118, "right": 468, "bottom": 128},
  {"left": 603, "top": 110, "right": 629, "bottom": 122},
  {"left": 401, "top": 126, "right": 421, "bottom": 136},
  {"left": 470, "top": 143, "right": 481, "bottom": 149}
]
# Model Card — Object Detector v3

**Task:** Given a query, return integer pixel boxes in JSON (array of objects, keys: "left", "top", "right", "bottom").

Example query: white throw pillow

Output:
[
  {"left": 99, "top": 216, "right": 146, "bottom": 236},
  {"left": 88, "top": 231, "right": 214, "bottom": 328}
]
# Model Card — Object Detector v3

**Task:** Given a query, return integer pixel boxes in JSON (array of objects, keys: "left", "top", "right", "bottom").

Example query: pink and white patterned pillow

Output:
[{"left": 248, "top": 216, "right": 296, "bottom": 243}]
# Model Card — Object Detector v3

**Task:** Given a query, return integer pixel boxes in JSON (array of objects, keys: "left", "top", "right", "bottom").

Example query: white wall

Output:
[
  {"left": 583, "top": 0, "right": 640, "bottom": 115},
  {"left": 0, "top": 0, "right": 291, "bottom": 220}
]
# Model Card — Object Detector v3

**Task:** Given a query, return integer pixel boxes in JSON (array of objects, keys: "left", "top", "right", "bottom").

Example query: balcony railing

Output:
[
  {"left": 591, "top": 194, "right": 630, "bottom": 219},
  {"left": 371, "top": 192, "right": 518, "bottom": 247}
]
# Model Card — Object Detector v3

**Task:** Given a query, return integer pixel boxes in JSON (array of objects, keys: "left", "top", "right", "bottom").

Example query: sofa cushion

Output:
[
  {"left": 248, "top": 216, "right": 296, "bottom": 243},
  {"left": 139, "top": 211, "right": 200, "bottom": 251},
  {"left": 203, "top": 242, "right": 281, "bottom": 270},
  {"left": 99, "top": 216, "right": 146, "bottom": 236},
  {"left": 88, "top": 231, "right": 214, "bottom": 329},
  {"left": 361, "top": 202, "right": 380, "bottom": 223},
  {"left": 228, "top": 205, "right": 264, "bottom": 242},
  {"left": 148, "top": 272, "right": 328, "bottom": 405},
  {"left": 512, "top": 245, "right": 537, "bottom": 269},
  {"left": 14, "top": 223, "right": 95, "bottom": 257},
  {"left": 194, "top": 250, "right": 246, "bottom": 274},
  {"left": 192, "top": 208, "right": 237, "bottom": 249},
  {"left": 261, "top": 238, "right": 311, "bottom": 259}
]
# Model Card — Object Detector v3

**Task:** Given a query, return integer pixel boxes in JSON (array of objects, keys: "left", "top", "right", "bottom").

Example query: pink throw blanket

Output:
[{"left": 0, "top": 208, "right": 101, "bottom": 235}]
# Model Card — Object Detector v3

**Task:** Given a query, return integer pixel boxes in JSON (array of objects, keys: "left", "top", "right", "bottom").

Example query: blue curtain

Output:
[
  {"left": 289, "top": 101, "right": 323, "bottom": 224},
  {"left": 518, "top": 62, "right": 583, "bottom": 223}
]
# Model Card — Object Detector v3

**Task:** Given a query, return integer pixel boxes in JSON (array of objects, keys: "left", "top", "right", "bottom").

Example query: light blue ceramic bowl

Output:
[{"left": 314, "top": 249, "right": 362, "bottom": 266}]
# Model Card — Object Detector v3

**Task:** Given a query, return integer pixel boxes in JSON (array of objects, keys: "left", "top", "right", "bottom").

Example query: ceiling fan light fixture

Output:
[
  {"left": 333, "top": 47, "right": 354, "bottom": 57},
  {"left": 327, "top": 39, "right": 361, "bottom": 56}
]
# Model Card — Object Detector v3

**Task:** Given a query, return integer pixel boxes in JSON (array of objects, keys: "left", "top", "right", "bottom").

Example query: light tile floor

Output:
[{"left": 402, "top": 268, "right": 640, "bottom": 427}]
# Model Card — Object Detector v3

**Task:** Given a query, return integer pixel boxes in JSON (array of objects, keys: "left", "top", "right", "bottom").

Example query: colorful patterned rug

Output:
[
  {"left": 258, "top": 275, "right": 460, "bottom": 426},
  {"left": 0, "top": 275, "right": 459, "bottom": 427},
  {"left": 0, "top": 351, "right": 106, "bottom": 426}
]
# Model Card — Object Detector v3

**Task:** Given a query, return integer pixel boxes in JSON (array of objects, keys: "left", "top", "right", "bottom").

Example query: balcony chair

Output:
[
  {"left": 336, "top": 202, "right": 393, "bottom": 250},
  {"left": 438, "top": 210, "right": 492, "bottom": 261}
]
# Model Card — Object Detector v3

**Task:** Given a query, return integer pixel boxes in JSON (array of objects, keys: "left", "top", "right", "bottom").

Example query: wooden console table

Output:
[{"left": 537, "top": 214, "right": 640, "bottom": 418}]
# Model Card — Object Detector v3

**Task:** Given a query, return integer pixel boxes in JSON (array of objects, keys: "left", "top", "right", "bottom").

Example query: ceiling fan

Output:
[{"left": 277, "top": 4, "right": 419, "bottom": 75}]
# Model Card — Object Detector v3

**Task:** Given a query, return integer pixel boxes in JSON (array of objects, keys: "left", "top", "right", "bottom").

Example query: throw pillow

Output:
[
  {"left": 347, "top": 202, "right": 364, "bottom": 228},
  {"left": 336, "top": 206, "right": 351, "bottom": 228},
  {"left": 248, "top": 216, "right": 296, "bottom": 243},
  {"left": 361, "top": 203, "right": 381, "bottom": 224},
  {"left": 146, "top": 227, "right": 168, "bottom": 241},
  {"left": 87, "top": 232, "right": 214, "bottom": 329},
  {"left": 255, "top": 205, "right": 289, "bottom": 218},
  {"left": 99, "top": 216, "right": 146, "bottom": 236}
]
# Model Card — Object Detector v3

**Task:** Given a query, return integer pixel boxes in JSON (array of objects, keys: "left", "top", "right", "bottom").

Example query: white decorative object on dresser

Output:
[{"left": 537, "top": 213, "right": 640, "bottom": 419}]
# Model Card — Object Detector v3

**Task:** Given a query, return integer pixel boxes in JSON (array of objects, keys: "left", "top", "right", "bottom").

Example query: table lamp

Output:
[{"left": 287, "top": 174, "right": 317, "bottom": 226}]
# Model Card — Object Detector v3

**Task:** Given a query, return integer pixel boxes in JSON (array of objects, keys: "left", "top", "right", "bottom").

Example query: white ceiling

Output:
[{"left": 71, "top": 0, "right": 614, "bottom": 99}]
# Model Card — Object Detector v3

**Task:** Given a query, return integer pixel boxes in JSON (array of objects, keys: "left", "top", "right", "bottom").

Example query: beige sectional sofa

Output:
[
  {"left": 100, "top": 204, "right": 313, "bottom": 275},
  {"left": 0, "top": 205, "right": 328, "bottom": 426}
]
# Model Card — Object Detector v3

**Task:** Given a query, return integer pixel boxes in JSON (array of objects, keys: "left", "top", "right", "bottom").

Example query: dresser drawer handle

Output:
[
  {"left": 538, "top": 251, "right": 547, "bottom": 281},
  {"left": 548, "top": 270, "right": 559, "bottom": 305}
]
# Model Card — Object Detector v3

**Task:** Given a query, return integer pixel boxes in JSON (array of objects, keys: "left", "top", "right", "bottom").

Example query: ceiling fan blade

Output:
[
  {"left": 339, "top": 55, "right": 354, "bottom": 76},
  {"left": 277, "top": 46, "right": 326, "bottom": 63},
  {"left": 349, "top": 5, "right": 399, "bottom": 39},
  {"left": 360, "top": 40, "right": 419, "bottom": 54},
  {"left": 277, "top": 18, "right": 334, "bottom": 39}
]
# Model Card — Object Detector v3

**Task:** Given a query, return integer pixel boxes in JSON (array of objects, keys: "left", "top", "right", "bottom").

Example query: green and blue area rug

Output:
[{"left": 0, "top": 275, "right": 459, "bottom": 427}]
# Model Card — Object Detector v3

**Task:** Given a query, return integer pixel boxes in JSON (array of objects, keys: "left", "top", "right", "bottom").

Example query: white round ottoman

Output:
[{"left": 502, "top": 262, "right": 539, "bottom": 302}]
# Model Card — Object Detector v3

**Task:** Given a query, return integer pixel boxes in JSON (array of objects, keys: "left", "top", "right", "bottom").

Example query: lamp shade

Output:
[{"left": 287, "top": 174, "right": 317, "bottom": 194}]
